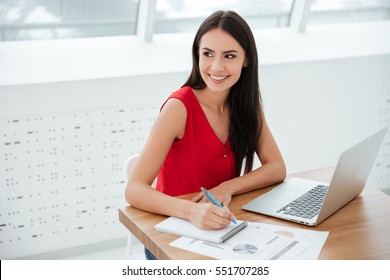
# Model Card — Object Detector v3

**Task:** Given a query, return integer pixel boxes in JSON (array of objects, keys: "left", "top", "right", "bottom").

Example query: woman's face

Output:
[{"left": 198, "top": 28, "right": 247, "bottom": 95}]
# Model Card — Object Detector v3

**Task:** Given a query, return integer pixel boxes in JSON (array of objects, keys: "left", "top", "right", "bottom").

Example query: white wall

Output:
[
  {"left": 0, "top": 74, "right": 185, "bottom": 259},
  {"left": 261, "top": 55, "right": 390, "bottom": 176},
  {"left": 1, "top": 21, "right": 389, "bottom": 259}
]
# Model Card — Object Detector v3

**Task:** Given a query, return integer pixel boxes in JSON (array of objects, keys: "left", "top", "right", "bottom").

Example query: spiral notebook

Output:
[{"left": 154, "top": 217, "right": 248, "bottom": 244}]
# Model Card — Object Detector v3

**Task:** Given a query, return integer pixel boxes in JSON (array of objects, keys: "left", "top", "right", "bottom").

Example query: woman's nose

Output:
[{"left": 211, "top": 58, "right": 225, "bottom": 71}]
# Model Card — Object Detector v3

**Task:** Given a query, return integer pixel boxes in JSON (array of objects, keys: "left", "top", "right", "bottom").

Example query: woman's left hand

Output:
[{"left": 192, "top": 183, "right": 233, "bottom": 208}]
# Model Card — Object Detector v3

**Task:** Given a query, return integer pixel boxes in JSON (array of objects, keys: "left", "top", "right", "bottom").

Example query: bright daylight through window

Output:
[{"left": 0, "top": 0, "right": 389, "bottom": 41}]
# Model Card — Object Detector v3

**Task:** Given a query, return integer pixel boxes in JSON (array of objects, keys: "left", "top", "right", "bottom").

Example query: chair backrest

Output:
[
  {"left": 123, "top": 154, "right": 140, "bottom": 182},
  {"left": 123, "top": 154, "right": 156, "bottom": 187}
]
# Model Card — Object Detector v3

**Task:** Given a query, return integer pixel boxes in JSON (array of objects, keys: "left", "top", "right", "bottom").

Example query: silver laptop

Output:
[{"left": 242, "top": 127, "right": 388, "bottom": 226}]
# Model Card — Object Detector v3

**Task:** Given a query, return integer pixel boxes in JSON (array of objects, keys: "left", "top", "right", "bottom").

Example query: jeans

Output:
[{"left": 144, "top": 247, "right": 157, "bottom": 260}]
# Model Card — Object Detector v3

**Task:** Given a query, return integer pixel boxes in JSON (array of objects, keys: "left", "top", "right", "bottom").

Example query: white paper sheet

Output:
[{"left": 170, "top": 222, "right": 328, "bottom": 260}]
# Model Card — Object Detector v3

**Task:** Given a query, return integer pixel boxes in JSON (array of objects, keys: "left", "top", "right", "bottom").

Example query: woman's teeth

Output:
[{"left": 210, "top": 75, "right": 228, "bottom": 80}]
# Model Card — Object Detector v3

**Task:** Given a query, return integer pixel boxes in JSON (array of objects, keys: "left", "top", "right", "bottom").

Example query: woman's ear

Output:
[{"left": 243, "top": 59, "right": 248, "bottom": 67}]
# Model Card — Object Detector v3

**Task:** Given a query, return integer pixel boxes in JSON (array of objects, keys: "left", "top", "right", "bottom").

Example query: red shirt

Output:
[{"left": 156, "top": 86, "right": 236, "bottom": 196}]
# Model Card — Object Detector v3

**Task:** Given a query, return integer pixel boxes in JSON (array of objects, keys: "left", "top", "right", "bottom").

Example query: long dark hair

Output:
[{"left": 183, "top": 10, "right": 262, "bottom": 176}]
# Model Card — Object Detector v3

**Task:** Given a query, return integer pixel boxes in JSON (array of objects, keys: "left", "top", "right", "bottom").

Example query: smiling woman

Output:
[
  {"left": 124, "top": 10, "right": 286, "bottom": 260},
  {"left": 197, "top": 29, "right": 247, "bottom": 95}
]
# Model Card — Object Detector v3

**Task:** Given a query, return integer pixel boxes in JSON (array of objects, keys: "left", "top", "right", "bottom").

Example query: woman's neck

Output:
[{"left": 193, "top": 87, "right": 229, "bottom": 114}]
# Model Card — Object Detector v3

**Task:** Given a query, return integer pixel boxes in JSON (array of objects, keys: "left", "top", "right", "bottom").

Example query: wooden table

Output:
[{"left": 119, "top": 168, "right": 390, "bottom": 259}]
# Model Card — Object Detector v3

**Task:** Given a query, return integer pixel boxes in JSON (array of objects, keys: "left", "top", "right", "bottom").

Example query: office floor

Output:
[
  {"left": 21, "top": 237, "right": 146, "bottom": 260},
  {"left": 63, "top": 242, "right": 145, "bottom": 260},
  {"left": 381, "top": 188, "right": 390, "bottom": 196}
]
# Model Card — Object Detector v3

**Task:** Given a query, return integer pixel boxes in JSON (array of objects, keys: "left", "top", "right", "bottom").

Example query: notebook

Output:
[
  {"left": 242, "top": 127, "right": 388, "bottom": 226},
  {"left": 154, "top": 217, "right": 248, "bottom": 243}
]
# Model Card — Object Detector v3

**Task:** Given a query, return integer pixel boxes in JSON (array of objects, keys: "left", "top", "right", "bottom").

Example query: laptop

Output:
[{"left": 242, "top": 127, "right": 388, "bottom": 226}]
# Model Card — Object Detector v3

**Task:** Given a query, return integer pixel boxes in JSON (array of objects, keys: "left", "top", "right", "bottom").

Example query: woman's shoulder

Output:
[
  {"left": 169, "top": 85, "right": 194, "bottom": 101},
  {"left": 162, "top": 86, "right": 195, "bottom": 111},
  {"left": 159, "top": 92, "right": 188, "bottom": 140}
]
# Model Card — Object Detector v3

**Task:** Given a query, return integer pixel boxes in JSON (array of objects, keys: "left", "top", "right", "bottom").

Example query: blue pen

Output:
[{"left": 200, "top": 187, "right": 237, "bottom": 224}]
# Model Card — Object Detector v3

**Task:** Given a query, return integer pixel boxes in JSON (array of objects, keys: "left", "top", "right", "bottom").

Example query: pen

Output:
[{"left": 200, "top": 187, "right": 237, "bottom": 224}]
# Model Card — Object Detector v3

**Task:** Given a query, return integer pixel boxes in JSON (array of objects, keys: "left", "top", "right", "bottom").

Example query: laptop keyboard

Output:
[{"left": 277, "top": 184, "right": 328, "bottom": 219}]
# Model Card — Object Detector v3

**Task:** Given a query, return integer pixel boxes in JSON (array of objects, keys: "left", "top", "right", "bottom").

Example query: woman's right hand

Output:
[{"left": 186, "top": 202, "right": 236, "bottom": 230}]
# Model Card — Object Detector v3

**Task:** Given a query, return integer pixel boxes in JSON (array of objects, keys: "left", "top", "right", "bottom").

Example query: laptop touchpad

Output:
[{"left": 263, "top": 187, "right": 301, "bottom": 201}]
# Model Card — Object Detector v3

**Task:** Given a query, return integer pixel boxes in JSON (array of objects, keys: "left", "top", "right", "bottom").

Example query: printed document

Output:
[{"left": 170, "top": 221, "right": 328, "bottom": 260}]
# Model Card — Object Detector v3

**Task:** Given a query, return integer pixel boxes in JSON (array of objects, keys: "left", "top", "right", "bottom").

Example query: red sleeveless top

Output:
[{"left": 156, "top": 86, "right": 236, "bottom": 196}]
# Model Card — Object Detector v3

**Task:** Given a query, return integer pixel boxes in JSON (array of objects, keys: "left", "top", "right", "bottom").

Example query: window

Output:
[
  {"left": 0, "top": 0, "right": 140, "bottom": 41},
  {"left": 1, "top": 0, "right": 390, "bottom": 42},
  {"left": 154, "top": 0, "right": 295, "bottom": 33},
  {"left": 307, "top": 0, "right": 390, "bottom": 25}
]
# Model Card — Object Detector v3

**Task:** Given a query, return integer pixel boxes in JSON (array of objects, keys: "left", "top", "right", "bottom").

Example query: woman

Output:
[{"left": 125, "top": 10, "right": 286, "bottom": 259}]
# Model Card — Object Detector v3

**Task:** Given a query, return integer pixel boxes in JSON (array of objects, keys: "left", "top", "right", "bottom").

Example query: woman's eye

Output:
[
  {"left": 225, "top": 54, "right": 236, "bottom": 59},
  {"left": 203, "top": 51, "right": 213, "bottom": 57}
]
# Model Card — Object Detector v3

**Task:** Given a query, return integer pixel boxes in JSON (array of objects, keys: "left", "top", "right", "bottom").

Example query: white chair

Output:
[
  {"left": 124, "top": 154, "right": 156, "bottom": 187},
  {"left": 123, "top": 154, "right": 156, "bottom": 259}
]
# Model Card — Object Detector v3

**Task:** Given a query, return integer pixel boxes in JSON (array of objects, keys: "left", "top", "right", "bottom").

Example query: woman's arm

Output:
[
  {"left": 193, "top": 115, "right": 286, "bottom": 206},
  {"left": 125, "top": 98, "right": 235, "bottom": 229}
]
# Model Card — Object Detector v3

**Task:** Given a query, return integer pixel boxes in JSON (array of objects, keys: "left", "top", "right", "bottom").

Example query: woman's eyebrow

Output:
[{"left": 202, "top": 47, "right": 239, "bottom": 54}]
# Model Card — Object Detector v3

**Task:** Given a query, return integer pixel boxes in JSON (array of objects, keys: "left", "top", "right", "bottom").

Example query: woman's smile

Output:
[{"left": 209, "top": 74, "right": 229, "bottom": 81}]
